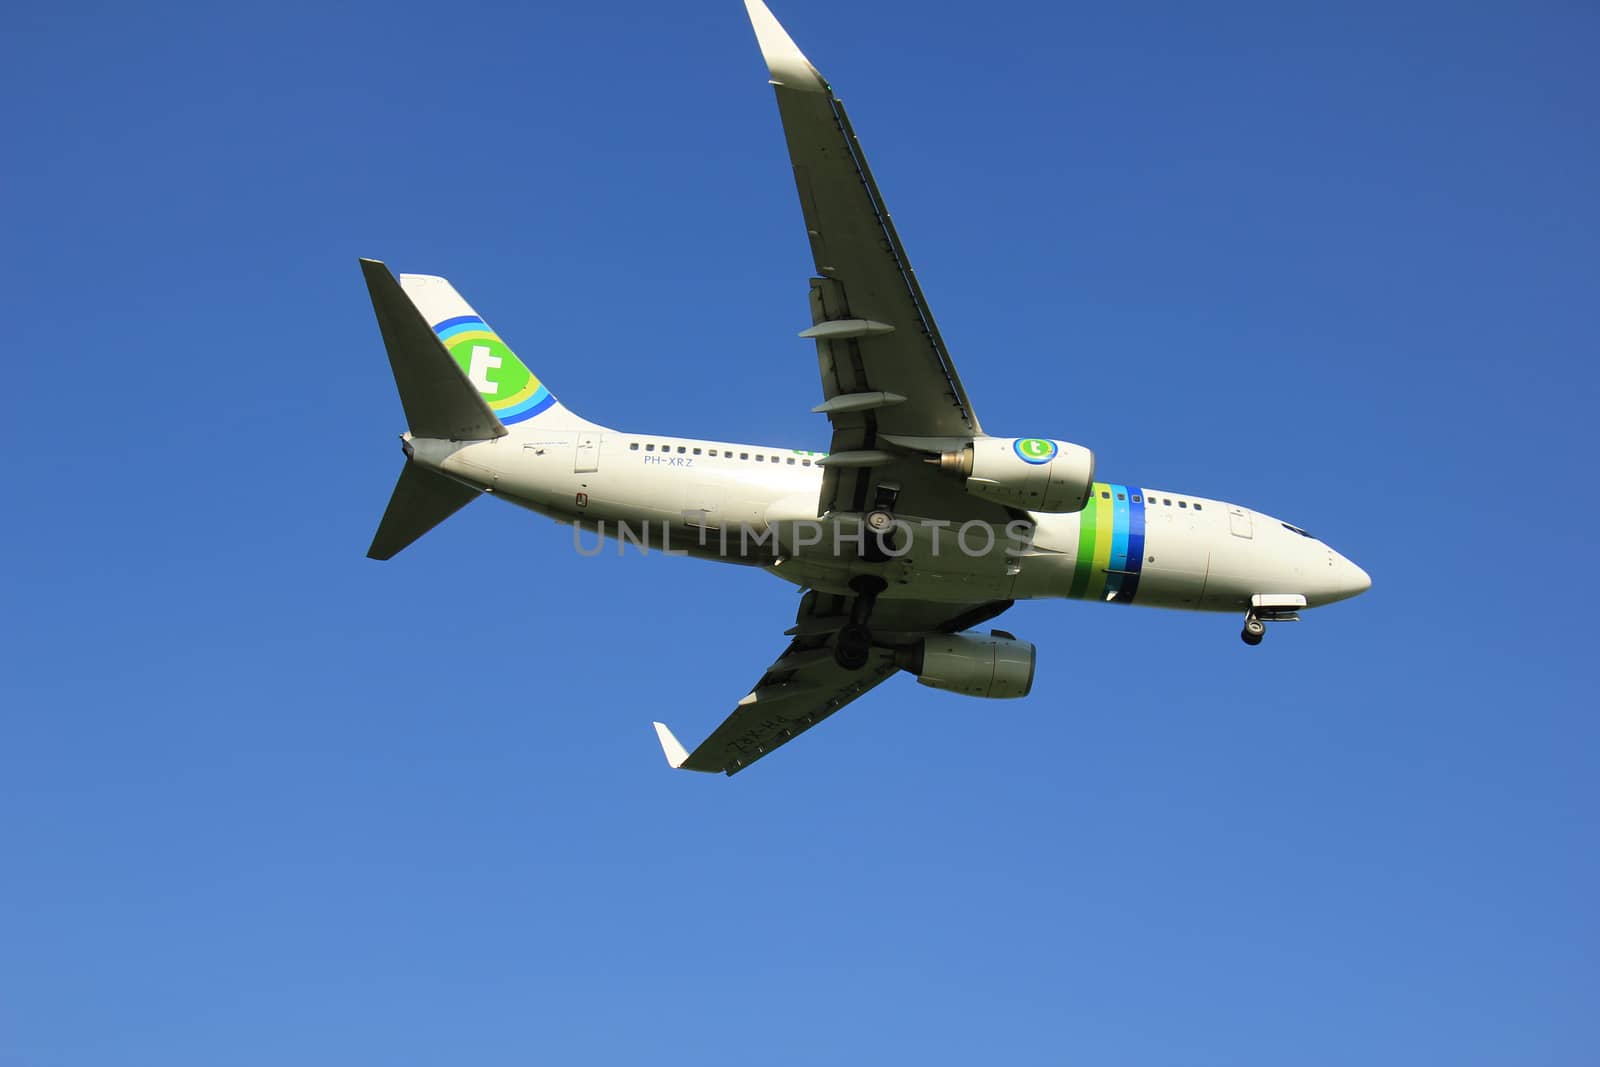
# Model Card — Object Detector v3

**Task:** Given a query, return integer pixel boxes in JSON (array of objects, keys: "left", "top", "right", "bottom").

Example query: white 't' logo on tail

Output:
[{"left": 467, "top": 344, "right": 501, "bottom": 394}]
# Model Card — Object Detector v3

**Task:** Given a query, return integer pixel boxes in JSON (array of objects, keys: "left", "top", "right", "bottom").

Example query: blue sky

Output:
[{"left": 4, "top": 1, "right": 1596, "bottom": 1063}]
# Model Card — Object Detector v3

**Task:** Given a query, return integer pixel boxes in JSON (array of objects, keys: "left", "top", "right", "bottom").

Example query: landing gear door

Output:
[
  {"left": 575, "top": 433, "right": 600, "bottom": 474},
  {"left": 1228, "top": 505, "right": 1253, "bottom": 539}
]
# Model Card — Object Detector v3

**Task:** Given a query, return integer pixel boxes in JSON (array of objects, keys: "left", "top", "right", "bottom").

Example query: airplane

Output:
[{"left": 360, "top": 0, "right": 1372, "bottom": 776}]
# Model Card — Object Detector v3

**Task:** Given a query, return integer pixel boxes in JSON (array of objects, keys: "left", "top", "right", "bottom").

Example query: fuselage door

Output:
[
  {"left": 1227, "top": 505, "right": 1253, "bottom": 539},
  {"left": 575, "top": 432, "right": 600, "bottom": 474}
]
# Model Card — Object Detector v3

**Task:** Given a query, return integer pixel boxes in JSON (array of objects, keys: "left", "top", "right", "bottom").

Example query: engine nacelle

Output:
[
  {"left": 896, "top": 632, "right": 1037, "bottom": 699},
  {"left": 940, "top": 437, "right": 1096, "bottom": 513}
]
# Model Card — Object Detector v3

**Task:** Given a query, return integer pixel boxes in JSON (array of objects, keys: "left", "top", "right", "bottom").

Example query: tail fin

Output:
[
  {"left": 361, "top": 259, "right": 506, "bottom": 441},
  {"left": 367, "top": 462, "right": 482, "bottom": 560},
  {"left": 398, "top": 272, "right": 584, "bottom": 428},
  {"left": 362, "top": 258, "right": 593, "bottom": 559}
]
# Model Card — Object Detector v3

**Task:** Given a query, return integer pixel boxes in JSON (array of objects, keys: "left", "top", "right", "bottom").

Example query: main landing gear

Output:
[
  {"left": 1241, "top": 614, "right": 1267, "bottom": 646},
  {"left": 834, "top": 490, "right": 901, "bottom": 670},
  {"left": 834, "top": 574, "right": 888, "bottom": 670}
]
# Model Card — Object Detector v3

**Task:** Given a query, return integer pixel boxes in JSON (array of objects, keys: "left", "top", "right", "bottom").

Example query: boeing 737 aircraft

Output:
[{"left": 361, "top": 0, "right": 1371, "bottom": 775}]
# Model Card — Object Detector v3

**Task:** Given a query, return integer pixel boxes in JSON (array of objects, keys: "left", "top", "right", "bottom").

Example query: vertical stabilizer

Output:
[{"left": 361, "top": 259, "right": 507, "bottom": 441}]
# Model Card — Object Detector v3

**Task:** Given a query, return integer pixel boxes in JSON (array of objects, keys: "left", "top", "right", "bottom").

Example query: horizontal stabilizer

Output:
[
  {"left": 361, "top": 259, "right": 506, "bottom": 441},
  {"left": 367, "top": 463, "right": 482, "bottom": 560}
]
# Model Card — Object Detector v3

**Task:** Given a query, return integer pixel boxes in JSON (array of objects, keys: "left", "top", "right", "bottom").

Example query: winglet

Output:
[
  {"left": 744, "top": 0, "right": 828, "bottom": 93},
  {"left": 652, "top": 722, "right": 691, "bottom": 769}
]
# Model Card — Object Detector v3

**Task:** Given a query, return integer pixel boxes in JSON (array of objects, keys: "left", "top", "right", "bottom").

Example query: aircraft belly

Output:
[
  {"left": 771, "top": 558, "right": 1018, "bottom": 603},
  {"left": 771, "top": 515, "right": 1022, "bottom": 602}
]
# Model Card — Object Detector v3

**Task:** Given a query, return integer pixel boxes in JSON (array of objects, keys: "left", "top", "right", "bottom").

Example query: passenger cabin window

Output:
[
  {"left": 1116, "top": 493, "right": 1125, "bottom": 501},
  {"left": 630, "top": 442, "right": 639, "bottom": 451},
  {"left": 693, "top": 448, "right": 702, "bottom": 455},
  {"left": 645, "top": 444, "right": 655, "bottom": 452},
  {"left": 1179, "top": 501, "right": 1187, "bottom": 508},
  {"left": 1101, "top": 491, "right": 1110, "bottom": 499},
  {"left": 1132, "top": 495, "right": 1141, "bottom": 503},
  {"left": 677, "top": 446, "right": 686, "bottom": 454},
  {"left": 1193, "top": 503, "right": 1203, "bottom": 511},
  {"left": 1163, "top": 498, "right": 1172, "bottom": 506},
  {"left": 803, "top": 459, "right": 812, "bottom": 466},
  {"left": 740, "top": 452, "right": 749, "bottom": 460},
  {"left": 787, "top": 457, "right": 796, "bottom": 465}
]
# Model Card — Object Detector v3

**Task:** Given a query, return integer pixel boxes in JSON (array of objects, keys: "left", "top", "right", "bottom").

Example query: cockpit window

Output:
[{"left": 1281, "top": 522, "right": 1317, "bottom": 539}]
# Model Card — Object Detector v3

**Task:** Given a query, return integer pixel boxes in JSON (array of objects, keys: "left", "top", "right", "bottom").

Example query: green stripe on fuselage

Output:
[{"left": 1069, "top": 483, "right": 1105, "bottom": 598}]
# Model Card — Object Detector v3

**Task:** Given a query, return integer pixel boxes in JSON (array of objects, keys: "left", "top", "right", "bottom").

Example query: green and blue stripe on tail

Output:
[
  {"left": 429, "top": 314, "right": 556, "bottom": 424},
  {"left": 398, "top": 273, "right": 561, "bottom": 427}
]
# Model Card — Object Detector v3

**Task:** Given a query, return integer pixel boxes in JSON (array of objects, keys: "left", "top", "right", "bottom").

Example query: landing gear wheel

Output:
[
  {"left": 834, "top": 623, "right": 873, "bottom": 670},
  {"left": 1241, "top": 616, "right": 1266, "bottom": 646},
  {"left": 864, "top": 509, "right": 894, "bottom": 533}
]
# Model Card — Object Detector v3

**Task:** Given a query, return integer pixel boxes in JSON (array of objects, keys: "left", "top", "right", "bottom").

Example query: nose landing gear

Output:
[{"left": 1239, "top": 596, "right": 1305, "bottom": 646}]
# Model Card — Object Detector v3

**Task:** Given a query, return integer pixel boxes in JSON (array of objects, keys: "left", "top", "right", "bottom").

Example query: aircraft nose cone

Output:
[{"left": 1342, "top": 557, "right": 1372, "bottom": 598}]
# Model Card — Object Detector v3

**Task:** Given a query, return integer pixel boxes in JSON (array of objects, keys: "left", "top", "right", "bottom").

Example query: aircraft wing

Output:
[
  {"left": 745, "top": 1, "right": 1008, "bottom": 524},
  {"left": 653, "top": 595, "right": 1012, "bottom": 775}
]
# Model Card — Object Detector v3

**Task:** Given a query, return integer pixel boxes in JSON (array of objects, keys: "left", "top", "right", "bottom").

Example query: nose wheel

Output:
[{"left": 1240, "top": 598, "right": 1302, "bottom": 646}]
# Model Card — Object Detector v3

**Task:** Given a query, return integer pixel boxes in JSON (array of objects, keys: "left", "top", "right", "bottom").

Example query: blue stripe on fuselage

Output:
[
  {"left": 1122, "top": 486, "right": 1146, "bottom": 603},
  {"left": 1109, "top": 484, "right": 1130, "bottom": 572},
  {"left": 1106, "top": 483, "right": 1131, "bottom": 600}
]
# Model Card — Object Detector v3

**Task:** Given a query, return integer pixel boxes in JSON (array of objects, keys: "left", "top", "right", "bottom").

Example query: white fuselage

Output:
[{"left": 408, "top": 423, "right": 1371, "bottom": 613}]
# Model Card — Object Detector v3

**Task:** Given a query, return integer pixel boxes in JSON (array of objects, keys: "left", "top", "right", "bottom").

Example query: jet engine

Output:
[
  {"left": 895, "top": 632, "right": 1036, "bottom": 699},
  {"left": 938, "top": 436, "right": 1095, "bottom": 513}
]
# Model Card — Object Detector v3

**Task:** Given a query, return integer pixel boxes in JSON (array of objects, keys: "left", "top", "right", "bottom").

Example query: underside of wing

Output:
[
  {"left": 654, "top": 596, "right": 1012, "bottom": 776},
  {"left": 744, "top": 2, "right": 1032, "bottom": 532},
  {"left": 746, "top": 0, "right": 980, "bottom": 444}
]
